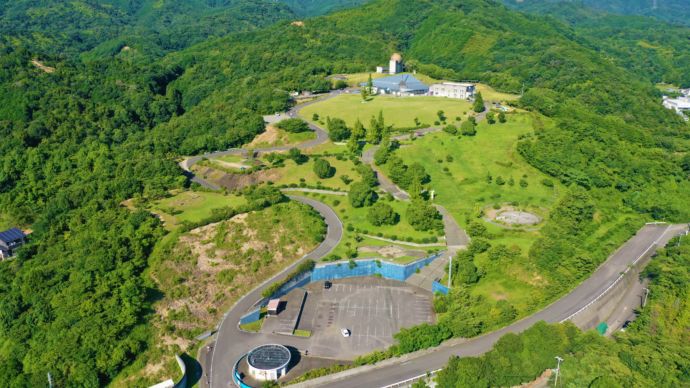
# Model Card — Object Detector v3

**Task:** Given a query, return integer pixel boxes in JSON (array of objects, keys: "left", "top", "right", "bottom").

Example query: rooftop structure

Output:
[
  {"left": 267, "top": 298, "right": 281, "bottom": 315},
  {"left": 246, "top": 344, "right": 291, "bottom": 381},
  {"left": 663, "top": 96, "right": 690, "bottom": 118},
  {"left": 0, "top": 228, "right": 26, "bottom": 260},
  {"left": 364, "top": 74, "right": 428, "bottom": 96},
  {"left": 389, "top": 53, "right": 403, "bottom": 74}
]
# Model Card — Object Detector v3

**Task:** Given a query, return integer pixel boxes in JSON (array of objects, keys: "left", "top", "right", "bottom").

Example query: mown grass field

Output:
[
  {"left": 396, "top": 113, "right": 561, "bottom": 224},
  {"left": 395, "top": 113, "right": 565, "bottom": 310},
  {"left": 300, "top": 94, "right": 473, "bottom": 129},
  {"left": 150, "top": 191, "right": 247, "bottom": 230},
  {"left": 300, "top": 192, "right": 441, "bottom": 260},
  {"left": 271, "top": 156, "right": 360, "bottom": 191}
]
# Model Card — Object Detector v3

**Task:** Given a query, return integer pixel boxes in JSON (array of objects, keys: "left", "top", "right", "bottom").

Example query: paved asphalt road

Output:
[
  {"left": 295, "top": 223, "right": 687, "bottom": 388},
  {"left": 208, "top": 195, "right": 343, "bottom": 388}
]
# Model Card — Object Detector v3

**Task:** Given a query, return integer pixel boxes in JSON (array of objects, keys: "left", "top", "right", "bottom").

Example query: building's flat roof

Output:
[
  {"left": 267, "top": 299, "right": 280, "bottom": 310},
  {"left": 365, "top": 74, "right": 429, "bottom": 92},
  {"left": 247, "top": 344, "right": 291, "bottom": 371},
  {"left": 666, "top": 97, "right": 690, "bottom": 109},
  {"left": 0, "top": 228, "right": 25, "bottom": 244},
  {"left": 434, "top": 82, "right": 475, "bottom": 87}
]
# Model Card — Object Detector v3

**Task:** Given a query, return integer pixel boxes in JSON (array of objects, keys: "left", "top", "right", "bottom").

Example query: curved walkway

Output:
[{"left": 208, "top": 195, "right": 343, "bottom": 388}]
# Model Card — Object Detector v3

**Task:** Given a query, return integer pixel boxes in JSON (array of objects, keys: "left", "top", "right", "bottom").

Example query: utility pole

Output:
[
  {"left": 553, "top": 356, "right": 563, "bottom": 387},
  {"left": 447, "top": 255, "right": 452, "bottom": 289},
  {"left": 642, "top": 288, "right": 650, "bottom": 308}
]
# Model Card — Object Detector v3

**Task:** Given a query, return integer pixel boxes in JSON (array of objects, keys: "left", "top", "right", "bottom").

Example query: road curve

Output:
[
  {"left": 208, "top": 195, "right": 343, "bottom": 388},
  {"left": 294, "top": 223, "right": 687, "bottom": 388},
  {"left": 180, "top": 90, "right": 354, "bottom": 190}
]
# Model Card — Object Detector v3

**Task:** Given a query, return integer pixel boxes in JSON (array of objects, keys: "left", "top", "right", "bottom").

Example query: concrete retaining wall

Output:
[{"left": 239, "top": 308, "right": 261, "bottom": 325}]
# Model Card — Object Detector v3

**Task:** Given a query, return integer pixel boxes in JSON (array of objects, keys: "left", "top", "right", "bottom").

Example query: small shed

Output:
[{"left": 267, "top": 299, "right": 281, "bottom": 316}]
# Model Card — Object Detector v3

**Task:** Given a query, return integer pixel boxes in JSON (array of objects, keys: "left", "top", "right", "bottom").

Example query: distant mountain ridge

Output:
[{"left": 504, "top": 0, "right": 690, "bottom": 25}]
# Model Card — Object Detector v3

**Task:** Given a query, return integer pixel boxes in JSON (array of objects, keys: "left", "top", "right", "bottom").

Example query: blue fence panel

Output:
[
  {"left": 239, "top": 308, "right": 261, "bottom": 325},
  {"left": 432, "top": 281, "right": 450, "bottom": 295},
  {"left": 272, "top": 270, "right": 312, "bottom": 299},
  {"left": 311, "top": 253, "right": 444, "bottom": 283}
]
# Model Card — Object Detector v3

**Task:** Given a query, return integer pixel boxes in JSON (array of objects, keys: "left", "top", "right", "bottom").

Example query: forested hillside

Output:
[
  {"left": 503, "top": 1, "right": 690, "bottom": 87},
  {"left": 0, "top": 0, "right": 295, "bottom": 56},
  {"left": 504, "top": 0, "right": 690, "bottom": 26},
  {"left": 280, "top": 0, "right": 370, "bottom": 16},
  {"left": 0, "top": 0, "right": 689, "bottom": 385}
]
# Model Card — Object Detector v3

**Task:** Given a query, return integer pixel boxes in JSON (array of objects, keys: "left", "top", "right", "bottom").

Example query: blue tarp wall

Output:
[
  {"left": 239, "top": 308, "right": 261, "bottom": 325},
  {"left": 312, "top": 253, "right": 442, "bottom": 282},
  {"left": 432, "top": 280, "right": 450, "bottom": 295}
]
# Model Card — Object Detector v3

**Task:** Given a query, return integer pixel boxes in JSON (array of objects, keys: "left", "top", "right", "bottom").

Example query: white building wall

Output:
[{"left": 429, "top": 83, "right": 475, "bottom": 99}]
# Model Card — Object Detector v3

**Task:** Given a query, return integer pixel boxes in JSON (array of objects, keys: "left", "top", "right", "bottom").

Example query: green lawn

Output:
[
  {"left": 300, "top": 192, "right": 441, "bottom": 259},
  {"left": 396, "top": 113, "right": 561, "bottom": 225},
  {"left": 271, "top": 156, "right": 360, "bottom": 191},
  {"left": 300, "top": 94, "right": 473, "bottom": 129},
  {"left": 150, "top": 191, "right": 247, "bottom": 230},
  {"left": 394, "top": 113, "right": 568, "bottom": 313}
]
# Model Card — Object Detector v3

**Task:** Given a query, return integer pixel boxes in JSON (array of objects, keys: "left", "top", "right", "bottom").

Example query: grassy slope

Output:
[
  {"left": 115, "top": 200, "right": 325, "bottom": 386},
  {"left": 149, "top": 191, "right": 247, "bottom": 230},
  {"left": 300, "top": 94, "right": 473, "bottom": 128}
]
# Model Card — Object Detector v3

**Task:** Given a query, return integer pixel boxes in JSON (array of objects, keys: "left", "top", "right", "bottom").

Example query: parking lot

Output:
[{"left": 294, "top": 277, "right": 434, "bottom": 359}]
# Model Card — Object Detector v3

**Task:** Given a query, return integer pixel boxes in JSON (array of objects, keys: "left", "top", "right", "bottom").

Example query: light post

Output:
[
  {"left": 554, "top": 356, "right": 564, "bottom": 387},
  {"left": 642, "top": 288, "right": 650, "bottom": 308}
]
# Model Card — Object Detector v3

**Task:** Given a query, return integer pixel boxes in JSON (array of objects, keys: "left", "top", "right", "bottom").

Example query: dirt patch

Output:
[
  {"left": 358, "top": 245, "right": 426, "bottom": 259},
  {"left": 291, "top": 21, "right": 305, "bottom": 27},
  {"left": 491, "top": 292, "right": 508, "bottom": 301},
  {"left": 216, "top": 168, "right": 282, "bottom": 191},
  {"left": 485, "top": 205, "right": 542, "bottom": 226},
  {"left": 248, "top": 125, "right": 281, "bottom": 147},
  {"left": 31, "top": 59, "right": 55, "bottom": 73},
  {"left": 513, "top": 369, "right": 552, "bottom": 388}
]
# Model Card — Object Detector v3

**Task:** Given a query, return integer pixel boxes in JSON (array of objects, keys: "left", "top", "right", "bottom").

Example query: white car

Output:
[{"left": 341, "top": 328, "right": 351, "bottom": 338}]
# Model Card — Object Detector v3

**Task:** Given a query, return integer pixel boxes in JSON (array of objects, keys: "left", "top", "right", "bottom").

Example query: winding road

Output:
[{"left": 178, "top": 94, "right": 688, "bottom": 388}]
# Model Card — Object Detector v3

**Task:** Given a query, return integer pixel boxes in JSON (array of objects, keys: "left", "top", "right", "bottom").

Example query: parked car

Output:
[
  {"left": 341, "top": 328, "right": 351, "bottom": 337},
  {"left": 324, "top": 281, "right": 332, "bottom": 289}
]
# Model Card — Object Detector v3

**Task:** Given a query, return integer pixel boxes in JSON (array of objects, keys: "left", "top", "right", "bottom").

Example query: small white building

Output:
[
  {"left": 663, "top": 96, "right": 690, "bottom": 117},
  {"left": 376, "top": 66, "right": 385, "bottom": 74},
  {"left": 247, "top": 344, "right": 291, "bottom": 382},
  {"left": 680, "top": 88, "right": 690, "bottom": 97},
  {"left": 429, "top": 82, "right": 476, "bottom": 100}
]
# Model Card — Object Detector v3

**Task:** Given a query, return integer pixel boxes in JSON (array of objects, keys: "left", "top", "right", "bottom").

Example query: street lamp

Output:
[{"left": 554, "top": 356, "right": 564, "bottom": 387}]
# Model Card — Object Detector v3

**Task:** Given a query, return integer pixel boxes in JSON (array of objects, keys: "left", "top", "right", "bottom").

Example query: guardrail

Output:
[{"left": 380, "top": 369, "right": 442, "bottom": 388}]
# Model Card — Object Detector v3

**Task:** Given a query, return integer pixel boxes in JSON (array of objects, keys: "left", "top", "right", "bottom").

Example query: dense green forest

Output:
[
  {"left": 436, "top": 236, "right": 690, "bottom": 387},
  {"left": 0, "top": 0, "right": 295, "bottom": 57},
  {"left": 0, "top": 0, "right": 689, "bottom": 385},
  {"left": 503, "top": 1, "right": 690, "bottom": 87},
  {"left": 280, "top": 0, "right": 370, "bottom": 16},
  {"left": 504, "top": 0, "right": 690, "bottom": 26}
]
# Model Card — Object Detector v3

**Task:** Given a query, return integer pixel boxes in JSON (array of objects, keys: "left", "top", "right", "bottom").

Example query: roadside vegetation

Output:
[
  {"left": 436, "top": 237, "right": 690, "bottom": 387},
  {"left": 118, "top": 197, "right": 325, "bottom": 386}
]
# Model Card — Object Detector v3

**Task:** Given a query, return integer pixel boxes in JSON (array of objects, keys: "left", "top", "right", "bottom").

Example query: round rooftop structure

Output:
[
  {"left": 391, "top": 52, "right": 402, "bottom": 62},
  {"left": 246, "top": 344, "right": 291, "bottom": 381}
]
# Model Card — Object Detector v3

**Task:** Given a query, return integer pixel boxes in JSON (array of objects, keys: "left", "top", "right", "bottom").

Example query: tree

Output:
[
  {"left": 288, "top": 147, "right": 308, "bottom": 164},
  {"left": 312, "top": 113, "right": 320, "bottom": 121},
  {"left": 276, "top": 118, "right": 310, "bottom": 133},
  {"left": 351, "top": 118, "right": 366, "bottom": 139},
  {"left": 467, "top": 222, "right": 487, "bottom": 238},
  {"left": 367, "top": 202, "right": 399, "bottom": 226},
  {"left": 347, "top": 135, "right": 362, "bottom": 155},
  {"left": 333, "top": 79, "right": 348, "bottom": 90},
  {"left": 367, "top": 112, "right": 385, "bottom": 144},
  {"left": 454, "top": 256, "right": 479, "bottom": 285},
  {"left": 374, "top": 136, "right": 392, "bottom": 165},
  {"left": 327, "top": 117, "right": 351, "bottom": 142},
  {"left": 349, "top": 181, "right": 377, "bottom": 208},
  {"left": 367, "top": 73, "right": 374, "bottom": 94},
  {"left": 361, "top": 86, "right": 369, "bottom": 101},
  {"left": 461, "top": 120, "right": 476, "bottom": 136},
  {"left": 473, "top": 92, "right": 485, "bottom": 113},
  {"left": 313, "top": 158, "right": 335, "bottom": 179},
  {"left": 406, "top": 200, "right": 443, "bottom": 231},
  {"left": 443, "top": 124, "right": 458, "bottom": 135},
  {"left": 356, "top": 163, "right": 378, "bottom": 187},
  {"left": 498, "top": 111, "right": 507, "bottom": 123},
  {"left": 437, "top": 110, "right": 446, "bottom": 122},
  {"left": 486, "top": 111, "right": 496, "bottom": 124}
]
